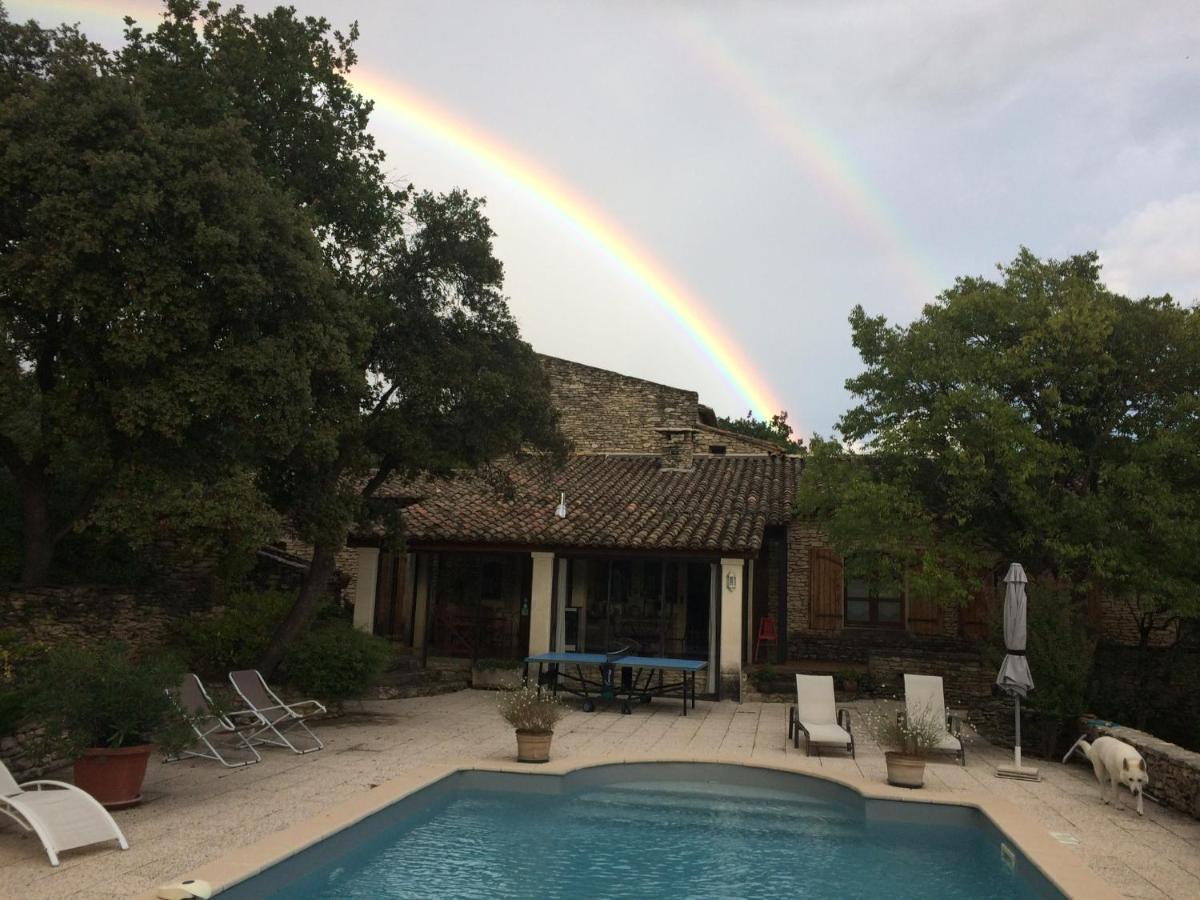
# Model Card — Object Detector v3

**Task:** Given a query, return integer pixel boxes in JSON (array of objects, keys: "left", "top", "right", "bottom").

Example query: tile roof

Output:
[{"left": 372, "top": 454, "right": 801, "bottom": 554}]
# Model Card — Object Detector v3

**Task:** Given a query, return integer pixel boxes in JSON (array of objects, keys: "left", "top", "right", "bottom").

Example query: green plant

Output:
[
  {"left": 748, "top": 664, "right": 777, "bottom": 690},
  {"left": 0, "top": 627, "right": 48, "bottom": 738},
  {"left": 175, "top": 591, "right": 297, "bottom": 680},
  {"left": 473, "top": 658, "right": 524, "bottom": 671},
  {"left": 497, "top": 685, "right": 565, "bottom": 734},
  {"left": 25, "top": 642, "right": 190, "bottom": 759},
  {"left": 867, "top": 703, "right": 945, "bottom": 758},
  {"left": 283, "top": 624, "right": 392, "bottom": 709}
]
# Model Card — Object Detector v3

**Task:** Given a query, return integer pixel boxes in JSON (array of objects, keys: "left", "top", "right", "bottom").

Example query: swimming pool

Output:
[{"left": 217, "top": 763, "right": 1061, "bottom": 898}]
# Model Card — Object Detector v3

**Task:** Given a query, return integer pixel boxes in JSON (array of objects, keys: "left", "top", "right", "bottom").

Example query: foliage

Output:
[
  {"left": 176, "top": 590, "right": 389, "bottom": 706},
  {"left": 0, "top": 5, "right": 353, "bottom": 586},
  {"left": 1021, "top": 585, "right": 1095, "bottom": 723},
  {"left": 864, "top": 703, "right": 946, "bottom": 758},
  {"left": 0, "top": 628, "right": 46, "bottom": 737},
  {"left": 715, "top": 411, "right": 805, "bottom": 453},
  {"left": 497, "top": 685, "right": 565, "bottom": 734},
  {"left": 799, "top": 249, "right": 1200, "bottom": 624},
  {"left": 283, "top": 625, "right": 392, "bottom": 709},
  {"left": 175, "top": 591, "right": 297, "bottom": 681},
  {"left": 25, "top": 642, "right": 190, "bottom": 757}
]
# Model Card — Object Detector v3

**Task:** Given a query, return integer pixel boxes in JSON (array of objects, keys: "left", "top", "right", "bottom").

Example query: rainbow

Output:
[
  {"left": 676, "top": 16, "right": 942, "bottom": 305},
  {"left": 14, "top": 0, "right": 787, "bottom": 420}
]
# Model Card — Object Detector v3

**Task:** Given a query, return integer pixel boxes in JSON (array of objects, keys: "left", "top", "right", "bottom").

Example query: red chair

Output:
[{"left": 755, "top": 615, "right": 778, "bottom": 663}]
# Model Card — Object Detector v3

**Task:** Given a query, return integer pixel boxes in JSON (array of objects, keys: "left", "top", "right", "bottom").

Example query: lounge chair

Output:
[
  {"left": 0, "top": 760, "right": 128, "bottom": 866},
  {"left": 903, "top": 674, "right": 965, "bottom": 765},
  {"left": 166, "top": 674, "right": 262, "bottom": 768},
  {"left": 229, "top": 670, "right": 325, "bottom": 755},
  {"left": 787, "top": 674, "right": 855, "bottom": 758}
]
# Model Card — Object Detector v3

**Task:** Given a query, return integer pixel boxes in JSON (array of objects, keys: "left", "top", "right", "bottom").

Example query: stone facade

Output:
[
  {"left": 1093, "top": 594, "right": 1180, "bottom": 648},
  {"left": 0, "top": 587, "right": 186, "bottom": 651},
  {"left": 540, "top": 355, "right": 698, "bottom": 453},
  {"left": 695, "top": 423, "right": 782, "bottom": 456},
  {"left": 1092, "top": 723, "right": 1200, "bottom": 820}
]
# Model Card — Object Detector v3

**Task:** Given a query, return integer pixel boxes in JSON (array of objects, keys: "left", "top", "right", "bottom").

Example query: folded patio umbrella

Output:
[{"left": 996, "top": 562, "right": 1039, "bottom": 780}]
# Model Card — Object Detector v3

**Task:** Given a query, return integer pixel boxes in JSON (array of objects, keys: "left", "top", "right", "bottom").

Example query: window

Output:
[
  {"left": 709, "top": 445, "right": 727, "bottom": 455},
  {"left": 845, "top": 576, "right": 903, "bottom": 628}
]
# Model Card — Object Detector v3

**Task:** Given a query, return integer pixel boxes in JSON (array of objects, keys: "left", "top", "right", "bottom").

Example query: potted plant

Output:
[
  {"left": 877, "top": 703, "right": 944, "bottom": 789},
  {"left": 497, "top": 684, "right": 564, "bottom": 763},
  {"left": 27, "top": 641, "right": 190, "bottom": 808},
  {"left": 837, "top": 669, "right": 861, "bottom": 695}
]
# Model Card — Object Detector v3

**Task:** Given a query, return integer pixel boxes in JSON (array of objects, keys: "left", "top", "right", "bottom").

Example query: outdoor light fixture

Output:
[
  {"left": 555, "top": 492, "right": 567, "bottom": 518},
  {"left": 726, "top": 572, "right": 737, "bottom": 591}
]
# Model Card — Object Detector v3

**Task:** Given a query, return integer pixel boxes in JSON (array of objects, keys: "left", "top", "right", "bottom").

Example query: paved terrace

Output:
[{"left": 1, "top": 691, "right": 1198, "bottom": 899}]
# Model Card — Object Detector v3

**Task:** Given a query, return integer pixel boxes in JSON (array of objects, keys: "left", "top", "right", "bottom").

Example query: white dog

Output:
[{"left": 1063, "top": 735, "right": 1149, "bottom": 815}]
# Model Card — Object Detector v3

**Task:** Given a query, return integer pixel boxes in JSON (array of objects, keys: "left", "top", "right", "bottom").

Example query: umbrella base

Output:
[{"left": 996, "top": 764, "right": 1042, "bottom": 781}]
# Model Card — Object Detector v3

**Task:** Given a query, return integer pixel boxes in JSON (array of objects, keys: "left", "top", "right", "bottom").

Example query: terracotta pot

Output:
[
  {"left": 885, "top": 751, "right": 926, "bottom": 789},
  {"left": 74, "top": 744, "right": 153, "bottom": 809},
  {"left": 515, "top": 730, "right": 553, "bottom": 763}
]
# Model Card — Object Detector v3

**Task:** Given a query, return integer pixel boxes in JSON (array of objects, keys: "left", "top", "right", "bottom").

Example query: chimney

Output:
[{"left": 656, "top": 427, "right": 697, "bottom": 471}]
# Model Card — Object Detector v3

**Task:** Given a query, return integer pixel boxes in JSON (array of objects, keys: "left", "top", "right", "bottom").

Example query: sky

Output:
[{"left": 11, "top": 0, "right": 1200, "bottom": 437}]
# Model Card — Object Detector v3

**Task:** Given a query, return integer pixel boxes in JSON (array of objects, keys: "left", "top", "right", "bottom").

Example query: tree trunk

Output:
[
  {"left": 259, "top": 541, "right": 339, "bottom": 678},
  {"left": 19, "top": 471, "right": 55, "bottom": 588}
]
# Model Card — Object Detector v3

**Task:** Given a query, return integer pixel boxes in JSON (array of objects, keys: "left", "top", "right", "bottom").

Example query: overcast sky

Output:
[{"left": 15, "top": 0, "right": 1200, "bottom": 437}]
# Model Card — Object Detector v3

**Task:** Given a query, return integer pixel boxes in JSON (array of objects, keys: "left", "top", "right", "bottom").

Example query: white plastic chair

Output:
[
  {"left": 0, "top": 760, "right": 128, "bottom": 866},
  {"left": 229, "top": 670, "right": 325, "bottom": 755},
  {"left": 903, "top": 673, "right": 965, "bottom": 765},
  {"left": 788, "top": 674, "right": 854, "bottom": 757}
]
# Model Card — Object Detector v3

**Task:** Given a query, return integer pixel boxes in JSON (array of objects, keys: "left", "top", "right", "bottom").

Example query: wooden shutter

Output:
[
  {"left": 959, "top": 581, "right": 992, "bottom": 640},
  {"left": 907, "top": 594, "right": 942, "bottom": 635},
  {"left": 809, "top": 548, "right": 843, "bottom": 631}
]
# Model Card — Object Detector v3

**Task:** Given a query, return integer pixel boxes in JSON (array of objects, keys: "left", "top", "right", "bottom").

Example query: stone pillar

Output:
[
  {"left": 352, "top": 547, "right": 380, "bottom": 634},
  {"left": 529, "top": 551, "right": 556, "bottom": 656},
  {"left": 720, "top": 557, "right": 745, "bottom": 701}
]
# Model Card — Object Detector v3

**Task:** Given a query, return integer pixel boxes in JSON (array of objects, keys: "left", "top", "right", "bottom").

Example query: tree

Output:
[
  {"left": 715, "top": 410, "right": 805, "bottom": 453},
  {"left": 799, "top": 249, "right": 1200, "bottom": 629},
  {"left": 0, "top": 8, "right": 352, "bottom": 585},
  {"left": 112, "top": 2, "right": 566, "bottom": 673}
]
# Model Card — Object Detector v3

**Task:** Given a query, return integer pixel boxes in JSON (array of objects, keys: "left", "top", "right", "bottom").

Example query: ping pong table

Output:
[{"left": 524, "top": 649, "right": 705, "bottom": 716}]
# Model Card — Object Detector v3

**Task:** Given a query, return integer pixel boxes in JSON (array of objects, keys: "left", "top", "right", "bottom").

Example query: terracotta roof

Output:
[{"left": 370, "top": 454, "right": 801, "bottom": 554}]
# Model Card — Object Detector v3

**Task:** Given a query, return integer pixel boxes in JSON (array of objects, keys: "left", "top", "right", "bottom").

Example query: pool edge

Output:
[{"left": 135, "top": 754, "right": 1118, "bottom": 900}]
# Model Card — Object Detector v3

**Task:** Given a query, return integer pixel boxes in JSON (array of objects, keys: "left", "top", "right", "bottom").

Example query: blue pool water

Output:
[{"left": 229, "top": 765, "right": 1056, "bottom": 899}]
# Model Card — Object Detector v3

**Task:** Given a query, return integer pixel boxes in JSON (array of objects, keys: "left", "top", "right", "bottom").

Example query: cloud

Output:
[{"left": 1100, "top": 193, "right": 1200, "bottom": 303}]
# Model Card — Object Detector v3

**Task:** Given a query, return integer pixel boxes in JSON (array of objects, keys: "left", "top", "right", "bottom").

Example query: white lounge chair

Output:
[
  {"left": 788, "top": 674, "right": 855, "bottom": 758},
  {"left": 166, "top": 674, "right": 262, "bottom": 768},
  {"left": 0, "top": 760, "right": 128, "bottom": 866},
  {"left": 230, "top": 670, "right": 325, "bottom": 755},
  {"left": 903, "top": 673, "right": 965, "bottom": 765}
]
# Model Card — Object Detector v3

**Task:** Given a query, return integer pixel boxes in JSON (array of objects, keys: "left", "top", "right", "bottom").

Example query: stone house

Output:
[{"left": 340, "top": 355, "right": 1007, "bottom": 701}]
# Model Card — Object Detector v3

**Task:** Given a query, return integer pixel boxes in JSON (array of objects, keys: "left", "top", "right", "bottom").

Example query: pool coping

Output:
[{"left": 134, "top": 752, "right": 1120, "bottom": 900}]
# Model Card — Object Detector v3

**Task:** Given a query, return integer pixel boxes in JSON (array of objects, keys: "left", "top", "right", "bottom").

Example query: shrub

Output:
[
  {"left": 0, "top": 627, "right": 48, "bottom": 738},
  {"left": 497, "top": 684, "right": 564, "bottom": 734},
  {"left": 863, "top": 702, "right": 945, "bottom": 758},
  {"left": 283, "top": 624, "right": 393, "bottom": 709},
  {"left": 25, "top": 641, "right": 190, "bottom": 758},
  {"left": 176, "top": 590, "right": 296, "bottom": 680}
]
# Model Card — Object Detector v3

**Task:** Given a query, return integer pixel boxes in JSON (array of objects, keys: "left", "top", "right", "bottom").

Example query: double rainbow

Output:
[{"left": 21, "top": 0, "right": 812, "bottom": 420}]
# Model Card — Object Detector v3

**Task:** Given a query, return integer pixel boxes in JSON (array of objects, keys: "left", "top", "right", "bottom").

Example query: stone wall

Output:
[
  {"left": 1092, "top": 723, "right": 1200, "bottom": 819},
  {"left": 1093, "top": 594, "right": 1179, "bottom": 648},
  {"left": 540, "top": 355, "right": 697, "bottom": 453},
  {"left": 0, "top": 587, "right": 186, "bottom": 651},
  {"left": 695, "top": 424, "right": 781, "bottom": 456},
  {"left": 784, "top": 521, "right": 826, "bottom": 633}
]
